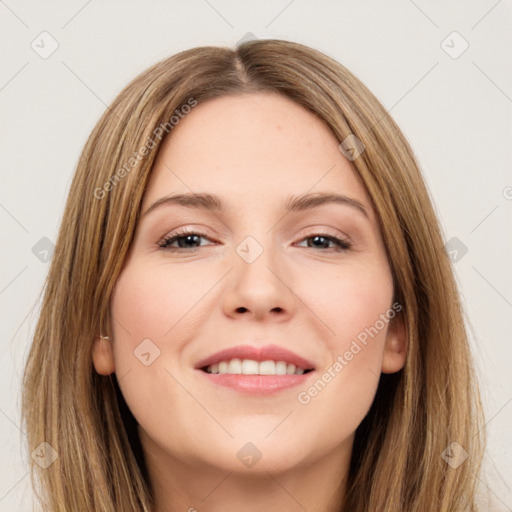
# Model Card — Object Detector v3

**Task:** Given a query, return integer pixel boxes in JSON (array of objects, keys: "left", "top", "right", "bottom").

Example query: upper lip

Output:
[{"left": 195, "top": 344, "right": 316, "bottom": 371}]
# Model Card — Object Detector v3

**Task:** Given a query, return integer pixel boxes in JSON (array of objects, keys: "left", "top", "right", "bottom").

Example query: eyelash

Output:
[{"left": 158, "top": 229, "right": 351, "bottom": 253}]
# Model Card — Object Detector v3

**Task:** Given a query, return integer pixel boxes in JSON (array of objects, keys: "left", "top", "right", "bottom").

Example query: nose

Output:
[{"left": 221, "top": 238, "right": 298, "bottom": 323}]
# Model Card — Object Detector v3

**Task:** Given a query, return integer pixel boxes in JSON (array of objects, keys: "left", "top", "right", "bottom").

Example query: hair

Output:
[{"left": 22, "top": 38, "right": 485, "bottom": 511}]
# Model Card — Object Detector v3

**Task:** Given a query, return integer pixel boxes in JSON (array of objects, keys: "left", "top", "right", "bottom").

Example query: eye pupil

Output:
[
  {"left": 311, "top": 236, "right": 329, "bottom": 248},
  {"left": 178, "top": 235, "right": 200, "bottom": 247}
]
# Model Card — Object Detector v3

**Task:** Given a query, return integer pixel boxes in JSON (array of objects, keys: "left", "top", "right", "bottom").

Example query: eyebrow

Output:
[{"left": 142, "top": 191, "right": 369, "bottom": 218}]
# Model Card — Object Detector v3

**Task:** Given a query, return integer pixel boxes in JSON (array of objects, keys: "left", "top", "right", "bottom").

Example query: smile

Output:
[{"left": 195, "top": 344, "right": 316, "bottom": 394}]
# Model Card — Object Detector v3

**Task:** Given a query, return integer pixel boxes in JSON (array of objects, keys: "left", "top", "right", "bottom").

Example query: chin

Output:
[{"left": 181, "top": 432, "right": 308, "bottom": 474}]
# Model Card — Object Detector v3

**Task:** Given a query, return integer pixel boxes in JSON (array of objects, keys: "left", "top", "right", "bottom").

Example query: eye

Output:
[
  {"left": 296, "top": 233, "right": 351, "bottom": 252},
  {"left": 158, "top": 229, "right": 214, "bottom": 252},
  {"left": 158, "top": 230, "right": 351, "bottom": 253}
]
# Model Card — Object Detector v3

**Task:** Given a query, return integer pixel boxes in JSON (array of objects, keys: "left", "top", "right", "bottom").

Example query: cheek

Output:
[
  {"left": 108, "top": 261, "right": 204, "bottom": 441},
  {"left": 110, "top": 260, "right": 213, "bottom": 343},
  {"left": 108, "top": 257, "right": 224, "bottom": 396},
  {"left": 293, "top": 261, "right": 393, "bottom": 433},
  {"left": 307, "top": 259, "right": 393, "bottom": 352}
]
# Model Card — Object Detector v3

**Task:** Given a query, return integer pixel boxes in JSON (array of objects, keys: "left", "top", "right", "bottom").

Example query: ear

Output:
[
  {"left": 92, "top": 336, "right": 115, "bottom": 375},
  {"left": 381, "top": 313, "right": 407, "bottom": 374}
]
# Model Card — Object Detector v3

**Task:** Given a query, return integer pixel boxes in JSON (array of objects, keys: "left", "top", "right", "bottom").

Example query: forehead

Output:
[{"left": 142, "top": 92, "right": 373, "bottom": 219}]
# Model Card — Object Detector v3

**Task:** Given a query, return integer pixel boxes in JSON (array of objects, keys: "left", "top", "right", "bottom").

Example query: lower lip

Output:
[{"left": 198, "top": 371, "right": 314, "bottom": 395}]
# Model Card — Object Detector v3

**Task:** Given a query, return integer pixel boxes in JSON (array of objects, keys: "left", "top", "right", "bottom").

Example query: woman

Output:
[{"left": 22, "top": 38, "right": 485, "bottom": 511}]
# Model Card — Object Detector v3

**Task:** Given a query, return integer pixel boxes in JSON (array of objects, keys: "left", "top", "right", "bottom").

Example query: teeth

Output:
[
  {"left": 227, "top": 358, "right": 242, "bottom": 374},
  {"left": 275, "top": 361, "right": 287, "bottom": 375},
  {"left": 205, "top": 358, "right": 309, "bottom": 376},
  {"left": 241, "top": 359, "right": 259, "bottom": 374},
  {"left": 259, "top": 360, "right": 275, "bottom": 375}
]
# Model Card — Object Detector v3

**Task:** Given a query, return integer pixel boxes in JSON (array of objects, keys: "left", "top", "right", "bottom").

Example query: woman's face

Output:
[{"left": 93, "top": 92, "right": 406, "bottom": 476}]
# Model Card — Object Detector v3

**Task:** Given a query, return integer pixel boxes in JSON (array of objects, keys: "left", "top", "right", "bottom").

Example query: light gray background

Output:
[{"left": 1, "top": 1, "right": 511, "bottom": 510}]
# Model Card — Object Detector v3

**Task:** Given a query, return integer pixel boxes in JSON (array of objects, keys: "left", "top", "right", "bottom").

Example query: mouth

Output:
[{"left": 195, "top": 344, "right": 316, "bottom": 395}]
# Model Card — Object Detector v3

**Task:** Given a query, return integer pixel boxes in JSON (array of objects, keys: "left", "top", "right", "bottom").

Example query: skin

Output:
[{"left": 92, "top": 92, "right": 407, "bottom": 512}]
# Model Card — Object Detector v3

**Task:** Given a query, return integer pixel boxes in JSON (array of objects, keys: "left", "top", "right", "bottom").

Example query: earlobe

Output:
[
  {"left": 92, "top": 336, "right": 115, "bottom": 375},
  {"left": 381, "top": 315, "right": 408, "bottom": 374}
]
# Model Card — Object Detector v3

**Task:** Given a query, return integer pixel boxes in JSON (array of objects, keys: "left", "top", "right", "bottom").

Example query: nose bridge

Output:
[
  {"left": 230, "top": 208, "right": 278, "bottom": 268},
  {"left": 222, "top": 229, "right": 297, "bottom": 320},
  {"left": 234, "top": 231, "right": 283, "bottom": 292}
]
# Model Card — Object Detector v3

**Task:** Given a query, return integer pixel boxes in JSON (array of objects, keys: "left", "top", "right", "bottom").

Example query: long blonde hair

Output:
[{"left": 22, "top": 39, "right": 485, "bottom": 511}]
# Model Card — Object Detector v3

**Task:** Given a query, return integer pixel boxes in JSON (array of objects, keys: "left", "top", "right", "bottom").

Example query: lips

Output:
[
  {"left": 194, "top": 344, "right": 316, "bottom": 372},
  {"left": 195, "top": 344, "right": 316, "bottom": 395}
]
